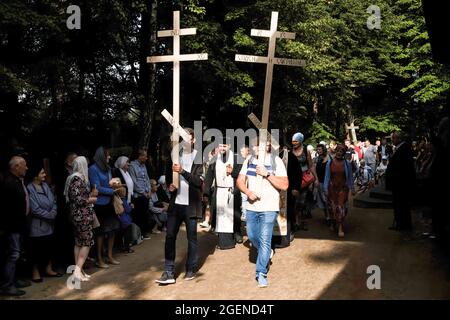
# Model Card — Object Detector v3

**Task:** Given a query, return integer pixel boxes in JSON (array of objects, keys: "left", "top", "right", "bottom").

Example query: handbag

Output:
[
  {"left": 301, "top": 169, "right": 315, "bottom": 189},
  {"left": 113, "top": 194, "right": 125, "bottom": 216},
  {"left": 92, "top": 213, "right": 100, "bottom": 229}
]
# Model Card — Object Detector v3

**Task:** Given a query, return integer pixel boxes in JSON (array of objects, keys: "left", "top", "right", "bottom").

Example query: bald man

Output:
[{"left": 0, "top": 156, "right": 30, "bottom": 296}]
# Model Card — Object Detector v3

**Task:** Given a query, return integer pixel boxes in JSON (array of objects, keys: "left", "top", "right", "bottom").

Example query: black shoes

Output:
[
  {"left": 184, "top": 271, "right": 196, "bottom": 281},
  {"left": 155, "top": 271, "right": 175, "bottom": 285},
  {"left": 0, "top": 286, "right": 26, "bottom": 296},
  {"left": 289, "top": 232, "right": 295, "bottom": 242},
  {"left": 15, "top": 279, "right": 31, "bottom": 288},
  {"left": 234, "top": 233, "right": 243, "bottom": 244}
]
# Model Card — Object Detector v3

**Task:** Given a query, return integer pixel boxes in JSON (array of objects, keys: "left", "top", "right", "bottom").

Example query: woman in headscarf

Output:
[
  {"left": 88, "top": 147, "right": 121, "bottom": 268},
  {"left": 323, "top": 144, "right": 355, "bottom": 237},
  {"left": 113, "top": 156, "right": 137, "bottom": 253},
  {"left": 64, "top": 156, "right": 98, "bottom": 281},
  {"left": 291, "top": 132, "right": 318, "bottom": 231}
]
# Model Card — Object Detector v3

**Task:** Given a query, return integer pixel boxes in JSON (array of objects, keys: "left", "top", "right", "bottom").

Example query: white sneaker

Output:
[{"left": 199, "top": 221, "right": 210, "bottom": 228}]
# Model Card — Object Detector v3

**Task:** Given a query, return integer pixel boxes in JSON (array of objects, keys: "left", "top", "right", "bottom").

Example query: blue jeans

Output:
[
  {"left": 0, "top": 233, "right": 21, "bottom": 289},
  {"left": 246, "top": 210, "right": 278, "bottom": 276},
  {"left": 164, "top": 205, "right": 198, "bottom": 273}
]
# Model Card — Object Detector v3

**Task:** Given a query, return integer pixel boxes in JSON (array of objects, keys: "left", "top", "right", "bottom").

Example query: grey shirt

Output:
[{"left": 364, "top": 145, "right": 377, "bottom": 164}]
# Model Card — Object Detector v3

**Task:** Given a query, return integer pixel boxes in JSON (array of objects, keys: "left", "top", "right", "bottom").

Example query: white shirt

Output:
[
  {"left": 239, "top": 154, "right": 287, "bottom": 212},
  {"left": 175, "top": 149, "right": 197, "bottom": 206}
]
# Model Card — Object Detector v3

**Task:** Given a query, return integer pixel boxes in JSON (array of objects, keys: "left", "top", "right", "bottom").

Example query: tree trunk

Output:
[{"left": 138, "top": 0, "right": 157, "bottom": 150}]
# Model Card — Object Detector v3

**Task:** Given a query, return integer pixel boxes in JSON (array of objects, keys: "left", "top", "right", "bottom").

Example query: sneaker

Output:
[
  {"left": 143, "top": 234, "right": 151, "bottom": 240},
  {"left": 270, "top": 249, "right": 275, "bottom": 260},
  {"left": 199, "top": 221, "right": 210, "bottom": 228},
  {"left": 184, "top": 271, "right": 196, "bottom": 281},
  {"left": 257, "top": 273, "right": 268, "bottom": 288},
  {"left": 289, "top": 232, "right": 295, "bottom": 242},
  {"left": 155, "top": 271, "right": 175, "bottom": 284},
  {"left": 0, "top": 286, "right": 26, "bottom": 296},
  {"left": 152, "top": 229, "right": 162, "bottom": 234},
  {"left": 15, "top": 279, "right": 31, "bottom": 288}
]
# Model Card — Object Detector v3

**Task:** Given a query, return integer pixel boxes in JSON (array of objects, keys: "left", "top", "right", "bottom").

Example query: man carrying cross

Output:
[
  {"left": 155, "top": 128, "right": 204, "bottom": 285},
  {"left": 203, "top": 137, "right": 243, "bottom": 249},
  {"left": 236, "top": 135, "right": 288, "bottom": 288}
]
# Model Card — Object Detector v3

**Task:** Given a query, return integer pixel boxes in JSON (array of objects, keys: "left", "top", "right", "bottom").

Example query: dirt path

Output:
[{"left": 5, "top": 203, "right": 450, "bottom": 300}]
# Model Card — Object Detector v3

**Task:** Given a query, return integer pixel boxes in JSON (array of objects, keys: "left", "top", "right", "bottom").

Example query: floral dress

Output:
[
  {"left": 68, "top": 176, "right": 95, "bottom": 247},
  {"left": 327, "top": 159, "right": 349, "bottom": 224}
]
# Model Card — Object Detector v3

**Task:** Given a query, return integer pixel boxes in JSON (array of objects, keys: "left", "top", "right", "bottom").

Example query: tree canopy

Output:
[{"left": 1, "top": 0, "right": 448, "bottom": 163}]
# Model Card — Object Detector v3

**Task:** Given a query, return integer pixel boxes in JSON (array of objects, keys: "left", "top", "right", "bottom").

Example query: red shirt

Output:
[{"left": 353, "top": 145, "right": 363, "bottom": 160}]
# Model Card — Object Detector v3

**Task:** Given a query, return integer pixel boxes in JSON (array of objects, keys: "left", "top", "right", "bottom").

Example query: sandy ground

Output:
[{"left": 4, "top": 202, "right": 450, "bottom": 300}]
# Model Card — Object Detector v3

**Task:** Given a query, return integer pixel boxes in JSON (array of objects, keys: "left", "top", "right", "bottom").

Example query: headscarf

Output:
[
  {"left": 64, "top": 156, "right": 89, "bottom": 203},
  {"left": 158, "top": 175, "right": 166, "bottom": 185},
  {"left": 114, "top": 156, "right": 129, "bottom": 170},
  {"left": 292, "top": 132, "right": 304, "bottom": 144},
  {"left": 93, "top": 146, "right": 109, "bottom": 172}
]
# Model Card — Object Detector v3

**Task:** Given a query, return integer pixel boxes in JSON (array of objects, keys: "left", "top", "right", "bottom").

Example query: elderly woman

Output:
[
  {"left": 324, "top": 144, "right": 355, "bottom": 237},
  {"left": 113, "top": 156, "right": 136, "bottom": 253},
  {"left": 314, "top": 144, "right": 330, "bottom": 225},
  {"left": 27, "top": 163, "right": 61, "bottom": 282},
  {"left": 88, "top": 147, "right": 121, "bottom": 268},
  {"left": 64, "top": 156, "right": 98, "bottom": 281},
  {"left": 291, "top": 132, "right": 318, "bottom": 230}
]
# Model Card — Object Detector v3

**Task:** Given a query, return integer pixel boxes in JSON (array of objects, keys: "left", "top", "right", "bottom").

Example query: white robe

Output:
[{"left": 215, "top": 152, "right": 234, "bottom": 233}]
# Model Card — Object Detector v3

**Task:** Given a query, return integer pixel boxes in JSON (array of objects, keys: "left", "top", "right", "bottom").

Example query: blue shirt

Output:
[
  {"left": 128, "top": 160, "right": 151, "bottom": 197},
  {"left": 88, "top": 163, "right": 114, "bottom": 206},
  {"left": 26, "top": 182, "right": 57, "bottom": 237}
]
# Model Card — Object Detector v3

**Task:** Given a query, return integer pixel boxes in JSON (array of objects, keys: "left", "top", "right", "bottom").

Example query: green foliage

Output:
[
  {"left": 359, "top": 114, "right": 401, "bottom": 136},
  {"left": 0, "top": 0, "right": 448, "bottom": 150},
  {"left": 305, "top": 122, "right": 336, "bottom": 146}
]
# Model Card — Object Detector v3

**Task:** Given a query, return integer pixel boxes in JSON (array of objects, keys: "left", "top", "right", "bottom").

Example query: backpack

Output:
[{"left": 247, "top": 153, "right": 278, "bottom": 172}]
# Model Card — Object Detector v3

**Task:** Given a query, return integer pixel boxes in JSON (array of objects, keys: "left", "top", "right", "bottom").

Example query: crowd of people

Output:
[{"left": 1, "top": 120, "right": 449, "bottom": 294}]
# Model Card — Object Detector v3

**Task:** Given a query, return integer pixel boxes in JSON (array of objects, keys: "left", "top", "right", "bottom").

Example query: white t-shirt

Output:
[
  {"left": 175, "top": 150, "right": 197, "bottom": 205},
  {"left": 239, "top": 154, "right": 287, "bottom": 212}
]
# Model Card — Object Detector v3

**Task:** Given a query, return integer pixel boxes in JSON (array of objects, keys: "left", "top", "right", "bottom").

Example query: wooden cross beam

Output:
[
  {"left": 247, "top": 113, "right": 280, "bottom": 150},
  {"left": 345, "top": 122, "right": 360, "bottom": 142},
  {"left": 235, "top": 11, "right": 305, "bottom": 197},
  {"left": 161, "top": 109, "right": 191, "bottom": 143},
  {"left": 147, "top": 11, "right": 208, "bottom": 187}
]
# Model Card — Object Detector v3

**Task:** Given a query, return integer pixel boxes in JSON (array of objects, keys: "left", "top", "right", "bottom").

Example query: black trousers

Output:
[
  {"left": 132, "top": 195, "right": 150, "bottom": 234},
  {"left": 164, "top": 204, "right": 198, "bottom": 273},
  {"left": 392, "top": 190, "right": 412, "bottom": 230}
]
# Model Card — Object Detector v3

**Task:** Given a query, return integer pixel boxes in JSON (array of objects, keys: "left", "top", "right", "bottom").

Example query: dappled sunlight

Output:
[{"left": 85, "top": 283, "right": 127, "bottom": 300}]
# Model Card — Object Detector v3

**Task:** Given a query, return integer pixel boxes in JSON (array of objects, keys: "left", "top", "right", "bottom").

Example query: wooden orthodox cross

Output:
[
  {"left": 235, "top": 11, "right": 305, "bottom": 196},
  {"left": 148, "top": 11, "right": 208, "bottom": 186}
]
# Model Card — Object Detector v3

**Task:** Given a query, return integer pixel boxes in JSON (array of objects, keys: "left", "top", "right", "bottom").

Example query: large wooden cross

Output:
[
  {"left": 235, "top": 11, "right": 305, "bottom": 197},
  {"left": 345, "top": 122, "right": 360, "bottom": 142},
  {"left": 147, "top": 11, "right": 208, "bottom": 186},
  {"left": 248, "top": 113, "right": 280, "bottom": 150}
]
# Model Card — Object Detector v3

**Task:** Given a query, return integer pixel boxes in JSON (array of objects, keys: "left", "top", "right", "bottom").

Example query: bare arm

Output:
[
  {"left": 236, "top": 174, "right": 258, "bottom": 202},
  {"left": 307, "top": 150, "right": 318, "bottom": 181},
  {"left": 267, "top": 175, "right": 289, "bottom": 191}
]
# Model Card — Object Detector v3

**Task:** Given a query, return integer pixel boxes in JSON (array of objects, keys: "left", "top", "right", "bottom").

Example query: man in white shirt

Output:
[
  {"left": 155, "top": 128, "right": 204, "bottom": 285},
  {"left": 236, "top": 136, "right": 288, "bottom": 288}
]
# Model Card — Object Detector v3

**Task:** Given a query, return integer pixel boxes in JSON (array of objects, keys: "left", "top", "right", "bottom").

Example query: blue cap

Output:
[{"left": 292, "top": 132, "right": 304, "bottom": 143}]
